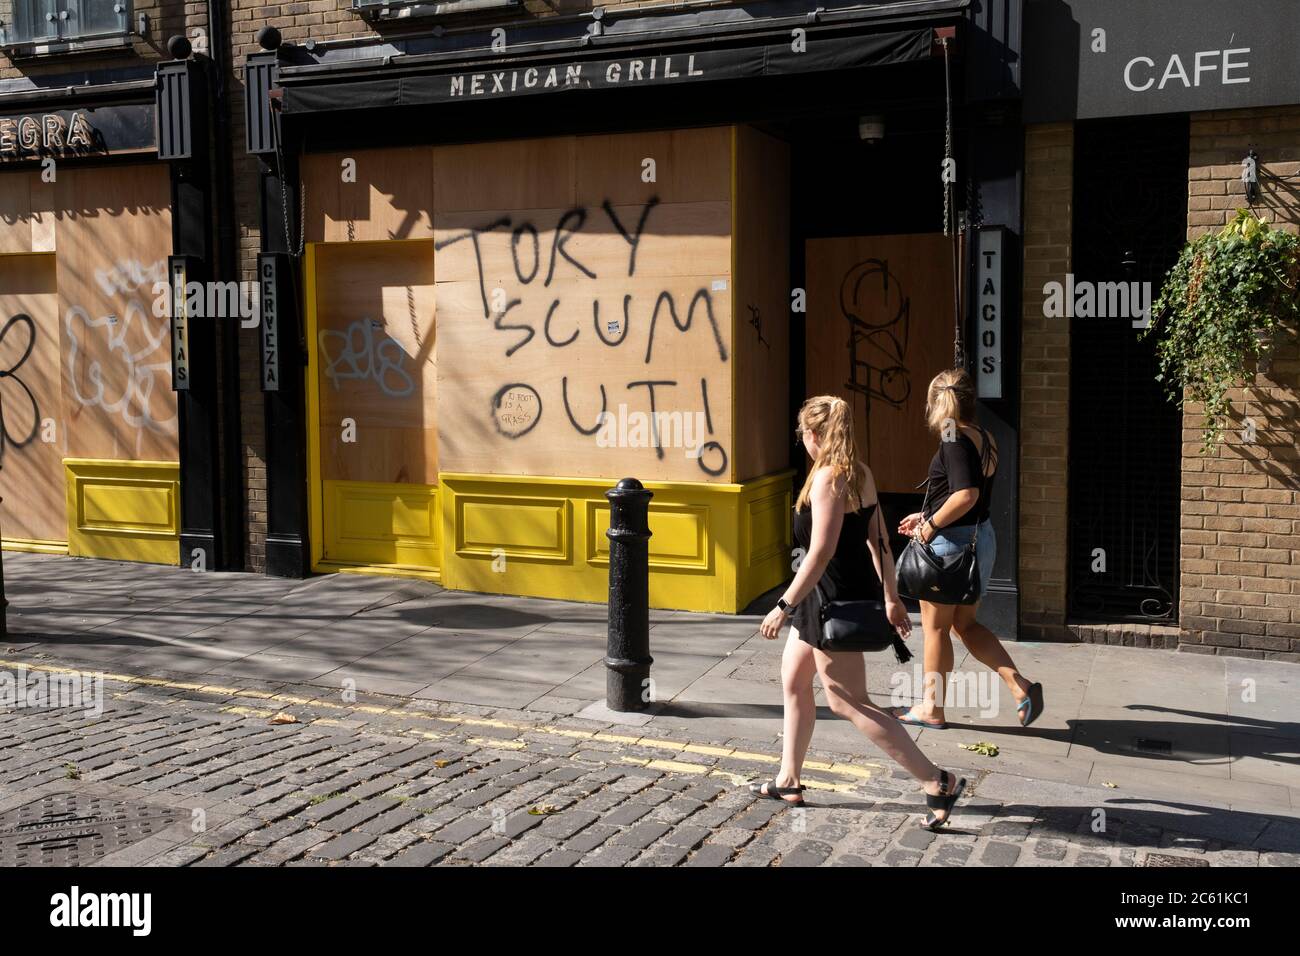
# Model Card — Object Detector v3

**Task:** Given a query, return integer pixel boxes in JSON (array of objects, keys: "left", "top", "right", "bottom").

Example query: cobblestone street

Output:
[{"left": 2, "top": 661, "right": 1297, "bottom": 868}]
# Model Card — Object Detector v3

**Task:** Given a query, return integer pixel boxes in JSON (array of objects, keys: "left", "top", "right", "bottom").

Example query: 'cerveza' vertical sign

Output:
[
  {"left": 168, "top": 256, "right": 192, "bottom": 391},
  {"left": 258, "top": 252, "right": 282, "bottom": 391},
  {"left": 975, "top": 227, "right": 1004, "bottom": 399}
]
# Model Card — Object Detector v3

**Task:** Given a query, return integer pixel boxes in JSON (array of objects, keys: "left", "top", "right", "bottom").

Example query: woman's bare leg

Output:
[
  {"left": 813, "top": 648, "right": 959, "bottom": 821},
  {"left": 951, "top": 603, "right": 1032, "bottom": 702},
  {"left": 893, "top": 600, "right": 956, "bottom": 724},
  {"left": 765, "top": 628, "right": 817, "bottom": 803}
]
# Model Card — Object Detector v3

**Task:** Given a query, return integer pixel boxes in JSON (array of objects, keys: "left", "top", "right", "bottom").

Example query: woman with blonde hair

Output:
[
  {"left": 894, "top": 368, "right": 1043, "bottom": 729},
  {"left": 753, "top": 394, "right": 966, "bottom": 830}
]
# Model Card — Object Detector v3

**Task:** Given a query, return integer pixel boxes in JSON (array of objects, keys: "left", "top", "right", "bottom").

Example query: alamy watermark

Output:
[
  {"left": 0, "top": 666, "right": 103, "bottom": 717},
  {"left": 151, "top": 280, "right": 260, "bottom": 328},
  {"left": 889, "top": 665, "right": 1000, "bottom": 718},
  {"left": 594, "top": 403, "right": 710, "bottom": 459},
  {"left": 1043, "top": 275, "right": 1152, "bottom": 328}
]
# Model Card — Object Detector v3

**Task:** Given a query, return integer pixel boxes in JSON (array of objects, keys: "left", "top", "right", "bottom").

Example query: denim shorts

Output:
[{"left": 930, "top": 520, "right": 996, "bottom": 599}]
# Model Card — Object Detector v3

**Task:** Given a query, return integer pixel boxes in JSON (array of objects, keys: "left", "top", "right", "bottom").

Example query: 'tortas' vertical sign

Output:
[{"left": 168, "top": 255, "right": 192, "bottom": 391}]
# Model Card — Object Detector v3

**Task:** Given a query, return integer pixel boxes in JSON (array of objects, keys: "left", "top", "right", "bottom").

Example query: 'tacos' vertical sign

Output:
[{"left": 976, "top": 227, "right": 1004, "bottom": 400}]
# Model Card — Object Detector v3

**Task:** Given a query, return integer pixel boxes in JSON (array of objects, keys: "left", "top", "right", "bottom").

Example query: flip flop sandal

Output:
[
  {"left": 749, "top": 779, "right": 806, "bottom": 808},
  {"left": 889, "top": 706, "right": 949, "bottom": 730},
  {"left": 1017, "top": 683, "right": 1045, "bottom": 728},
  {"left": 922, "top": 769, "right": 966, "bottom": 831}
]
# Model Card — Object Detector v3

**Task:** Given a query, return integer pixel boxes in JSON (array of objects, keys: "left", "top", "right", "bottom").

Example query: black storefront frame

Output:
[
  {"left": 0, "top": 58, "right": 239, "bottom": 574},
  {"left": 248, "top": 3, "right": 1024, "bottom": 637}
]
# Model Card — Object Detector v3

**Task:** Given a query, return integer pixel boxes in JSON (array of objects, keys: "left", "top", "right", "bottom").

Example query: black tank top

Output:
[{"left": 791, "top": 501, "right": 883, "bottom": 639}]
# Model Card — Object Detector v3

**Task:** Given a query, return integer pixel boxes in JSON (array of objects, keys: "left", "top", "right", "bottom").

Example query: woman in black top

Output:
[
  {"left": 752, "top": 395, "right": 966, "bottom": 830},
  {"left": 894, "top": 369, "right": 1044, "bottom": 730}
]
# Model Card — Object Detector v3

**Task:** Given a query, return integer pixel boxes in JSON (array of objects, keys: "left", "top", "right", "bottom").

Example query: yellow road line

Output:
[{"left": 0, "top": 658, "right": 881, "bottom": 788}]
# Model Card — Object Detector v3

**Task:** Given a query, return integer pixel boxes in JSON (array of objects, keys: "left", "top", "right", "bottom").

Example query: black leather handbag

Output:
[
  {"left": 815, "top": 507, "right": 913, "bottom": 663},
  {"left": 897, "top": 427, "right": 991, "bottom": 606}
]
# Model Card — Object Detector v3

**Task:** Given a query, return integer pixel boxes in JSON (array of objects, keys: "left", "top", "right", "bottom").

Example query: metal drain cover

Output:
[
  {"left": 0, "top": 792, "right": 182, "bottom": 867},
  {"left": 1140, "top": 852, "right": 1210, "bottom": 868}
]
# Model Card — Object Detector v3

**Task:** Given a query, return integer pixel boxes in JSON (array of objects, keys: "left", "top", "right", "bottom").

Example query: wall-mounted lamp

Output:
[
  {"left": 1242, "top": 148, "right": 1259, "bottom": 204},
  {"left": 858, "top": 114, "right": 885, "bottom": 143}
]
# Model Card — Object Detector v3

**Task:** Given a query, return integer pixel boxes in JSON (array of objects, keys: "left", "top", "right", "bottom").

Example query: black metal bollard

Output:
[{"left": 605, "top": 477, "right": 653, "bottom": 712}]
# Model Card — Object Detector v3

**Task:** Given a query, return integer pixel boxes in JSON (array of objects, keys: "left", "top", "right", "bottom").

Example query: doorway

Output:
[
  {"left": 305, "top": 240, "right": 440, "bottom": 576},
  {"left": 1067, "top": 114, "right": 1188, "bottom": 622}
]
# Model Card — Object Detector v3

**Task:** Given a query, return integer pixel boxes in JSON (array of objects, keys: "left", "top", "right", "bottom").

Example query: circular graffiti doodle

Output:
[
  {"left": 0, "top": 313, "right": 40, "bottom": 461},
  {"left": 696, "top": 441, "right": 728, "bottom": 477},
  {"left": 491, "top": 382, "right": 542, "bottom": 438}
]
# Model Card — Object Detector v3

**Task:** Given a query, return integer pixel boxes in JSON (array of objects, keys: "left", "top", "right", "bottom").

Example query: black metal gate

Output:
[{"left": 1067, "top": 114, "right": 1188, "bottom": 622}]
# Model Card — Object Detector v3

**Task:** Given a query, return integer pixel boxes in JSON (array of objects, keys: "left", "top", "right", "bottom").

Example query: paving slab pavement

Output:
[{"left": 2, "top": 551, "right": 1297, "bottom": 823}]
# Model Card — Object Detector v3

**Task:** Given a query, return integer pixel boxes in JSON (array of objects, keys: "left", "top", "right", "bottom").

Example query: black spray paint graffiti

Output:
[
  {"left": 841, "top": 259, "right": 911, "bottom": 451},
  {"left": 492, "top": 383, "right": 542, "bottom": 438},
  {"left": 441, "top": 197, "right": 729, "bottom": 476},
  {"left": 748, "top": 304, "right": 769, "bottom": 349},
  {"left": 0, "top": 313, "right": 41, "bottom": 463}
]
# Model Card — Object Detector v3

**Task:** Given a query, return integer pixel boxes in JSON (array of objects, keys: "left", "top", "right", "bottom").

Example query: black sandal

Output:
[
  {"left": 1017, "top": 682, "right": 1045, "bottom": 728},
  {"left": 750, "top": 779, "right": 807, "bottom": 807},
  {"left": 922, "top": 770, "right": 966, "bottom": 831}
]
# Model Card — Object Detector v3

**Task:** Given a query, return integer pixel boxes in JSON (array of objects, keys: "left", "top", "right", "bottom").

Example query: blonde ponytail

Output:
[{"left": 795, "top": 395, "right": 867, "bottom": 511}]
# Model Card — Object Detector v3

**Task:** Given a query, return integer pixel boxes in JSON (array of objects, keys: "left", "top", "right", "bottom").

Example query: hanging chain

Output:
[
  {"left": 940, "top": 35, "right": 964, "bottom": 368},
  {"left": 274, "top": 111, "right": 305, "bottom": 259},
  {"left": 941, "top": 36, "right": 953, "bottom": 239}
]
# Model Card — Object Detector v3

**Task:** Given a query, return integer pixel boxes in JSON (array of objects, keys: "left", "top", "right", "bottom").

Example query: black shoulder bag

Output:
[
  {"left": 815, "top": 504, "right": 913, "bottom": 662},
  {"left": 896, "top": 426, "right": 991, "bottom": 606}
]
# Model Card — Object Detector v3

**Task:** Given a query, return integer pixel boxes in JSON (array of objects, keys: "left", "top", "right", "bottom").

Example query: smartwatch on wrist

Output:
[{"left": 776, "top": 598, "right": 794, "bottom": 613}]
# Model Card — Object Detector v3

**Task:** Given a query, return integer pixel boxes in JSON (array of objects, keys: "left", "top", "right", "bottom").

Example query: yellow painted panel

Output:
[
  {"left": 586, "top": 500, "right": 710, "bottom": 572},
  {"left": 738, "top": 472, "right": 794, "bottom": 609},
  {"left": 81, "top": 481, "right": 175, "bottom": 532},
  {"left": 746, "top": 489, "right": 789, "bottom": 567},
  {"left": 323, "top": 479, "right": 440, "bottom": 571},
  {"left": 456, "top": 496, "right": 569, "bottom": 563},
  {"left": 437, "top": 472, "right": 793, "bottom": 612},
  {"left": 64, "top": 459, "right": 180, "bottom": 566}
]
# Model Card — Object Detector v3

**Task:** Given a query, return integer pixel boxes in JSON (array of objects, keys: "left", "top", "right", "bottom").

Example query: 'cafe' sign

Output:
[{"left": 0, "top": 110, "right": 98, "bottom": 159}]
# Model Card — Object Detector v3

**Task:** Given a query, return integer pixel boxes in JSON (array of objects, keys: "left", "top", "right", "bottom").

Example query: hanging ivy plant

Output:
[{"left": 1146, "top": 208, "right": 1300, "bottom": 453}]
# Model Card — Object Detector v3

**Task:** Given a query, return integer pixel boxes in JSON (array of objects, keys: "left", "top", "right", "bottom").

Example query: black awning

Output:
[
  {"left": 278, "top": 0, "right": 966, "bottom": 115},
  {"left": 284, "top": 26, "right": 935, "bottom": 113}
]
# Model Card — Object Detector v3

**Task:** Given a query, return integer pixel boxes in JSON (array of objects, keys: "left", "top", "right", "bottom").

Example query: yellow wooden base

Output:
[
  {"left": 0, "top": 537, "right": 68, "bottom": 555},
  {"left": 320, "top": 479, "right": 441, "bottom": 573},
  {"left": 437, "top": 470, "right": 793, "bottom": 613},
  {"left": 63, "top": 458, "right": 181, "bottom": 566}
]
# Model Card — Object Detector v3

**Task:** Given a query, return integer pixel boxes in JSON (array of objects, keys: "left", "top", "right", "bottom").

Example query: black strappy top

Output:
[
  {"left": 923, "top": 426, "right": 997, "bottom": 528},
  {"left": 791, "top": 501, "right": 883, "bottom": 641}
]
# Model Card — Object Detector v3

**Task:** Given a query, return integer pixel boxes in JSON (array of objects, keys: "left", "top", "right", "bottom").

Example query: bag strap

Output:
[{"left": 967, "top": 425, "right": 994, "bottom": 549}]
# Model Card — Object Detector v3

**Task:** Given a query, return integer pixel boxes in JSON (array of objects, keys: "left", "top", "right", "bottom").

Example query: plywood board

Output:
[
  {"left": 573, "top": 127, "right": 732, "bottom": 206},
  {"left": 0, "top": 170, "right": 55, "bottom": 255},
  {"left": 805, "top": 234, "right": 953, "bottom": 494},
  {"left": 54, "top": 163, "right": 177, "bottom": 462},
  {"left": 315, "top": 241, "right": 437, "bottom": 485},
  {"left": 302, "top": 146, "right": 435, "bottom": 243},
  {"left": 434, "top": 130, "right": 734, "bottom": 483},
  {"left": 733, "top": 126, "right": 791, "bottom": 482},
  {"left": 433, "top": 136, "right": 576, "bottom": 214},
  {"left": 0, "top": 253, "right": 65, "bottom": 542}
]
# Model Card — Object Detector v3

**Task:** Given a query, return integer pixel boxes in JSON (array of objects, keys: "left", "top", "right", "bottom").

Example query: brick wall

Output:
[
  {"left": 1178, "top": 106, "right": 1300, "bottom": 662},
  {"left": 1017, "top": 123, "right": 1073, "bottom": 641}
]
